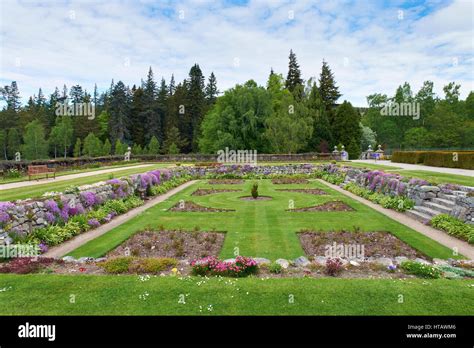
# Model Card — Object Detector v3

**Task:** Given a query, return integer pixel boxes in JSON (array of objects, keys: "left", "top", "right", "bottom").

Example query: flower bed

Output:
[
  {"left": 344, "top": 183, "right": 414, "bottom": 212},
  {"left": 0, "top": 170, "right": 190, "bottom": 253},
  {"left": 168, "top": 201, "right": 235, "bottom": 212},
  {"left": 272, "top": 178, "right": 309, "bottom": 184},
  {"left": 298, "top": 230, "right": 423, "bottom": 259},
  {"left": 288, "top": 201, "right": 354, "bottom": 212},
  {"left": 108, "top": 230, "right": 225, "bottom": 259},
  {"left": 430, "top": 214, "right": 474, "bottom": 243},
  {"left": 276, "top": 189, "right": 327, "bottom": 195},
  {"left": 191, "top": 256, "right": 258, "bottom": 277},
  {"left": 191, "top": 188, "right": 240, "bottom": 196}
]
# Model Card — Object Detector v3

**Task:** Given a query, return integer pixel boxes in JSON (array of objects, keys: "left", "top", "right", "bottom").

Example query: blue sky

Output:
[{"left": 0, "top": 0, "right": 473, "bottom": 106}]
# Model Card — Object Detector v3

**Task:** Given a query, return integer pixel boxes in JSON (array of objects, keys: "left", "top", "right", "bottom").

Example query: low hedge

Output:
[{"left": 392, "top": 151, "right": 474, "bottom": 169}]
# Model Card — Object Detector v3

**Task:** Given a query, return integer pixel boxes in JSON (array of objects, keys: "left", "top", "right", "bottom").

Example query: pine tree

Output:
[
  {"left": 305, "top": 81, "right": 334, "bottom": 151},
  {"left": 141, "top": 68, "right": 160, "bottom": 143},
  {"left": 130, "top": 86, "right": 146, "bottom": 146},
  {"left": 114, "top": 139, "right": 126, "bottom": 156},
  {"left": 157, "top": 78, "right": 168, "bottom": 143},
  {"left": 147, "top": 136, "right": 160, "bottom": 154},
  {"left": 186, "top": 64, "right": 206, "bottom": 152},
  {"left": 109, "top": 81, "right": 130, "bottom": 145},
  {"left": 132, "top": 143, "right": 143, "bottom": 155},
  {"left": 0, "top": 81, "right": 21, "bottom": 129},
  {"left": 319, "top": 60, "right": 341, "bottom": 113},
  {"left": 163, "top": 126, "right": 187, "bottom": 154},
  {"left": 285, "top": 50, "right": 303, "bottom": 98},
  {"left": 102, "top": 138, "right": 111, "bottom": 156},
  {"left": 205, "top": 72, "right": 218, "bottom": 104},
  {"left": 169, "top": 74, "right": 176, "bottom": 96}
]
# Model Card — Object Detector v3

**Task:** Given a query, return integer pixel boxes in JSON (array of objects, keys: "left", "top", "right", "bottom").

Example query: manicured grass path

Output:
[
  {"left": 0, "top": 274, "right": 472, "bottom": 315},
  {"left": 69, "top": 179, "right": 457, "bottom": 260},
  {"left": 384, "top": 170, "right": 474, "bottom": 186},
  {"left": 0, "top": 163, "right": 173, "bottom": 201}
]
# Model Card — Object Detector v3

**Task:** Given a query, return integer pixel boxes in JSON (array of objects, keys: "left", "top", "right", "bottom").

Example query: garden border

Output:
[
  {"left": 42, "top": 180, "right": 198, "bottom": 258},
  {"left": 317, "top": 179, "right": 474, "bottom": 259}
]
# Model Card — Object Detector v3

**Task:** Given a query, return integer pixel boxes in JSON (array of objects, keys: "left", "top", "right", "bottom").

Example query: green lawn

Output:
[
  {"left": 339, "top": 162, "right": 473, "bottom": 186},
  {"left": 340, "top": 161, "right": 402, "bottom": 170},
  {"left": 384, "top": 170, "right": 474, "bottom": 186},
  {"left": 0, "top": 274, "right": 471, "bottom": 315},
  {"left": 68, "top": 179, "right": 459, "bottom": 260},
  {"left": 0, "top": 161, "right": 152, "bottom": 185},
  {"left": 0, "top": 163, "right": 173, "bottom": 201}
]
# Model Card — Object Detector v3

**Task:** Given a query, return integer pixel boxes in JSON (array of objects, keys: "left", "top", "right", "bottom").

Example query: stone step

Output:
[
  {"left": 406, "top": 209, "right": 432, "bottom": 224},
  {"left": 438, "top": 193, "right": 457, "bottom": 202},
  {"left": 422, "top": 201, "right": 452, "bottom": 214},
  {"left": 452, "top": 190, "right": 467, "bottom": 197},
  {"left": 431, "top": 197, "right": 456, "bottom": 207},
  {"left": 414, "top": 205, "right": 442, "bottom": 217}
]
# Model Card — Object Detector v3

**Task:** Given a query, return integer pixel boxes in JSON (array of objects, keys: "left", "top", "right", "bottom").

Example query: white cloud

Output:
[{"left": 0, "top": 0, "right": 472, "bottom": 106}]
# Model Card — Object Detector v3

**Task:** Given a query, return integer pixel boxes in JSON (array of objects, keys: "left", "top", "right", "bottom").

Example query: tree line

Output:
[{"left": 1, "top": 50, "right": 472, "bottom": 160}]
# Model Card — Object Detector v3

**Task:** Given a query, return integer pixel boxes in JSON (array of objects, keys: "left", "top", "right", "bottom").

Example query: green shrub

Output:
[
  {"left": 268, "top": 262, "right": 282, "bottom": 274},
  {"left": 430, "top": 214, "right": 474, "bottom": 243},
  {"left": 87, "top": 208, "right": 108, "bottom": 222},
  {"left": 400, "top": 261, "right": 442, "bottom": 279},
  {"left": 123, "top": 196, "right": 143, "bottom": 210},
  {"left": 100, "top": 257, "right": 177, "bottom": 274},
  {"left": 68, "top": 214, "right": 91, "bottom": 233},
  {"left": 251, "top": 182, "right": 259, "bottom": 199},
  {"left": 103, "top": 199, "right": 127, "bottom": 215},
  {"left": 344, "top": 183, "right": 414, "bottom": 212},
  {"left": 129, "top": 258, "right": 177, "bottom": 273},
  {"left": 100, "top": 257, "right": 134, "bottom": 274},
  {"left": 4, "top": 168, "right": 22, "bottom": 179}
]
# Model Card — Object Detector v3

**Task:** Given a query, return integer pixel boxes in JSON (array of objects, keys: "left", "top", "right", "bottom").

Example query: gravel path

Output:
[
  {"left": 318, "top": 179, "right": 474, "bottom": 260},
  {"left": 352, "top": 160, "right": 474, "bottom": 177},
  {"left": 42, "top": 180, "right": 198, "bottom": 258},
  {"left": 0, "top": 164, "right": 154, "bottom": 190}
]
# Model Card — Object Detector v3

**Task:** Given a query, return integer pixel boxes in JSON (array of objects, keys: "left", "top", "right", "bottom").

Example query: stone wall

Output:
[
  {"left": 321, "top": 164, "right": 474, "bottom": 224},
  {"left": 0, "top": 182, "right": 126, "bottom": 244}
]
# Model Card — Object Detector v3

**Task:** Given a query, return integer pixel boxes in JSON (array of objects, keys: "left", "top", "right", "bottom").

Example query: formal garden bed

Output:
[
  {"left": 1, "top": 254, "right": 473, "bottom": 280},
  {"left": 168, "top": 201, "right": 235, "bottom": 212},
  {"left": 288, "top": 201, "right": 354, "bottom": 212},
  {"left": 207, "top": 179, "right": 244, "bottom": 185},
  {"left": 191, "top": 188, "right": 240, "bottom": 196},
  {"left": 298, "top": 230, "right": 423, "bottom": 259},
  {"left": 239, "top": 196, "right": 273, "bottom": 201},
  {"left": 107, "top": 229, "right": 225, "bottom": 259},
  {"left": 276, "top": 188, "right": 327, "bottom": 195},
  {"left": 272, "top": 178, "right": 309, "bottom": 184}
]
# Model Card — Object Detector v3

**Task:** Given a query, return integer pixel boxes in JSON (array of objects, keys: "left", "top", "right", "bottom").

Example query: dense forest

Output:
[{"left": 1, "top": 50, "right": 473, "bottom": 160}]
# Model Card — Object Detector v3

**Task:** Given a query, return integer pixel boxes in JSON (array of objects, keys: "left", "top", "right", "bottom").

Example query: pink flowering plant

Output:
[{"left": 191, "top": 256, "right": 258, "bottom": 277}]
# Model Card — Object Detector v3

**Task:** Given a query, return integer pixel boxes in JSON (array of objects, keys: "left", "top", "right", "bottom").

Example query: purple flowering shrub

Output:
[
  {"left": 87, "top": 218, "right": 101, "bottom": 228},
  {"left": 80, "top": 191, "right": 99, "bottom": 208},
  {"left": 107, "top": 179, "right": 129, "bottom": 199}
]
